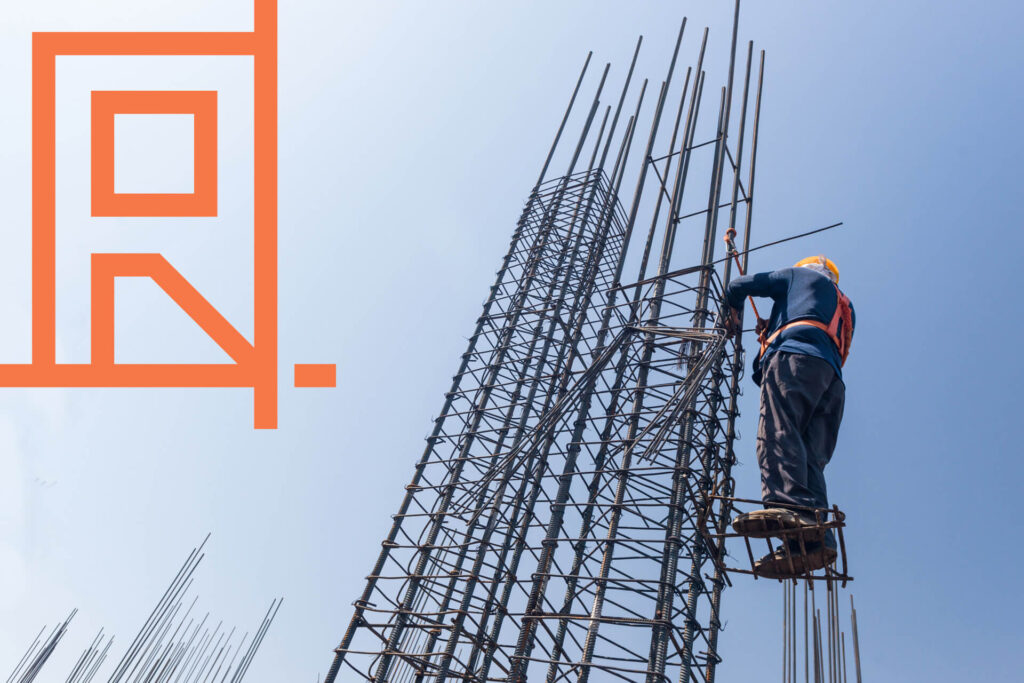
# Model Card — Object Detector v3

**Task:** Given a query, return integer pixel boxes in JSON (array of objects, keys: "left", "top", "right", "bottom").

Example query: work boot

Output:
[
  {"left": 732, "top": 508, "right": 808, "bottom": 538},
  {"left": 753, "top": 541, "right": 838, "bottom": 579}
]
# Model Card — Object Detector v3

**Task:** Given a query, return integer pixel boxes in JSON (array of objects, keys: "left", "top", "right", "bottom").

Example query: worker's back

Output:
[{"left": 726, "top": 266, "right": 855, "bottom": 384}]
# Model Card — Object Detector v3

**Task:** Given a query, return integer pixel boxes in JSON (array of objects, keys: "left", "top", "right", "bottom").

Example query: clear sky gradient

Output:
[{"left": 0, "top": 1, "right": 1022, "bottom": 681}]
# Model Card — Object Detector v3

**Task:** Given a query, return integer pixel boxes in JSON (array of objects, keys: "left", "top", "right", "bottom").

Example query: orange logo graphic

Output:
[{"left": 0, "top": 0, "right": 335, "bottom": 429}]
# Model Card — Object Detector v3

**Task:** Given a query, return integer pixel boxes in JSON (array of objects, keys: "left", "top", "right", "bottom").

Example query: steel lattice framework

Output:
[{"left": 325, "top": 4, "right": 766, "bottom": 681}]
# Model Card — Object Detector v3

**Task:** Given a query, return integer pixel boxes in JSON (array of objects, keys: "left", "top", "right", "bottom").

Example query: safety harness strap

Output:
[{"left": 758, "top": 284, "right": 852, "bottom": 366}]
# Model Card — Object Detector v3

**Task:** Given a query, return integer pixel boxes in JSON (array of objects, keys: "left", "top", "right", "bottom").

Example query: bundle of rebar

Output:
[
  {"left": 64, "top": 629, "right": 114, "bottom": 683},
  {"left": 780, "top": 582, "right": 862, "bottom": 683},
  {"left": 104, "top": 536, "right": 283, "bottom": 683},
  {"left": 6, "top": 610, "right": 77, "bottom": 683},
  {"left": 6, "top": 537, "right": 281, "bottom": 683}
]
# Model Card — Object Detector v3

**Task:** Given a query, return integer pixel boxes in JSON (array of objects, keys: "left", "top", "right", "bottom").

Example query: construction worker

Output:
[{"left": 722, "top": 255, "right": 854, "bottom": 577}]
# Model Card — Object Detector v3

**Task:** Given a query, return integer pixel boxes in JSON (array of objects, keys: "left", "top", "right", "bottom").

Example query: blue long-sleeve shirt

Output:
[{"left": 725, "top": 267, "right": 855, "bottom": 385}]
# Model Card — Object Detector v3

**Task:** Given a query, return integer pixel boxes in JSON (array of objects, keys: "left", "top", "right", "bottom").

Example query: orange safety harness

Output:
[
  {"left": 723, "top": 228, "right": 853, "bottom": 366},
  {"left": 758, "top": 284, "right": 853, "bottom": 366}
]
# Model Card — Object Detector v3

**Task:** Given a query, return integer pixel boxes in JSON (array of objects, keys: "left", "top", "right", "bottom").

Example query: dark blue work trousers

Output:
[{"left": 757, "top": 351, "right": 845, "bottom": 516}]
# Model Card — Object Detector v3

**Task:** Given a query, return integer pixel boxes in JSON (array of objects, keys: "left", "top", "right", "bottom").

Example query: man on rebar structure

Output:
[{"left": 722, "top": 255, "right": 854, "bottom": 577}]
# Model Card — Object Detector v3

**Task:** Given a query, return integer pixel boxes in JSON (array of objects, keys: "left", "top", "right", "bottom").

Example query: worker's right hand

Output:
[
  {"left": 755, "top": 317, "right": 769, "bottom": 336},
  {"left": 723, "top": 307, "right": 741, "bottom": 338}
]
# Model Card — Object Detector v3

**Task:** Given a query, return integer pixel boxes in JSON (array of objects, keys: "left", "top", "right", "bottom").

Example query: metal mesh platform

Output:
[{"left": 703, "top": 496, "right": 852, "bottom": 586}]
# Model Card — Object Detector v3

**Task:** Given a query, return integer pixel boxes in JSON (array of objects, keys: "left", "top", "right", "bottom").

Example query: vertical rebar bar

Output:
[
  {"left": 783, "top": 582, "right": 789, "bottom": 683},
  {"left": 804, "top": 582, "right": 809, "bottom": 683},
  {"left": 850, "top": 596, "right": 862, "bottom": 683}
]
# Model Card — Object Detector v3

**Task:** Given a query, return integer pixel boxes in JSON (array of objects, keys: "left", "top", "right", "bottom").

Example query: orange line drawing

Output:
[{"left": 0, "top": 0, "right": 309, "bottom": 429}]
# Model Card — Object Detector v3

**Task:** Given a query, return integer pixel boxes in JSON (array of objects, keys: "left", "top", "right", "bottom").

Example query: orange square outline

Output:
[{"left": 91, "top": 90, "right": 218, "bottom": 217}]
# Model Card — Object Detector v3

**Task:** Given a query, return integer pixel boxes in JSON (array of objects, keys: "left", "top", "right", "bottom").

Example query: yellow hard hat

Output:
[{"left": 795, "top": 255, "right": 839, "bottom": 283}]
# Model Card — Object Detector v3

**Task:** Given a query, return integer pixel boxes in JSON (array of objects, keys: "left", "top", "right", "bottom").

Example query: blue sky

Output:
[{"left": 1, "top": 1, "right": 1022, "bottom": 681}]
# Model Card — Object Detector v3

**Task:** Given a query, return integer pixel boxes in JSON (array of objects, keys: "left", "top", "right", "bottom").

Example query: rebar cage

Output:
[
  {"left": 332, "top": 203, "right": 742, "bottom": 682},
  {"left": 326, "top": 5, "right": 768, "bottom": 681}
]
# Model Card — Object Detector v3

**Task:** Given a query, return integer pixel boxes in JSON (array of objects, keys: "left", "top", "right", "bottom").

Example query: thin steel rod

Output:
[
  {"left": 621, "top": 17, "right": 687, "bottom": 252},
  {"left": 850, "top": 596, "right": 862, "bottom": 683},
  {"left": 741, "top": 49, "right": 765, "bottom": 274},
  {"left": 697, "top": 0, "right": 742, "bottom": 290},
  {"left": 805, "top": 582, "right": 809, "bottom": 683},
  {"left": 537, "top": 53, "right": 593, "bottom": 187},
  {"left": 654, "top": 29, "right": 709, "bottom": 286},
  {"left": 109, "top": 538, "right": 206, "bottom": 683},
  {"left": 7, "top": 625, "right": 46, "bottom": 683},
  {"left": 620, "top": 220, "right": 844, "bottom": 292},
  {"left": 721, "top": 40, "right": 754, "bottom": 287},
  {"left": 841, "top": 632, "right": 847, "bottom": 683},
  {"left": 597, "top": 36, "right": 642, "bottom": 172},
  {"left": 783, "top": 583, "right": 789, "bottom": 683}
]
